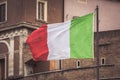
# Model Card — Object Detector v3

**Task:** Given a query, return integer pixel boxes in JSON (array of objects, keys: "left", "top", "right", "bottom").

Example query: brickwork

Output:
[
  {"left": 0, "top": 0, "right": 120, "bottom": 79},
  {"left": 98, "top": 30, "right": 120, "bottom": 78},
  {"left": 21, "top": 30, "right": 120, "bottom": 80}
]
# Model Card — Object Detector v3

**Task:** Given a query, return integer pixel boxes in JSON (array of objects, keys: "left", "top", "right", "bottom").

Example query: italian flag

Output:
[{"left": 27, "top": 13, "right": 94, "bottom": 61}]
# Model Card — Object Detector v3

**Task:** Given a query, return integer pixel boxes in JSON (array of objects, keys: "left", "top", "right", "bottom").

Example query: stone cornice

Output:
[
  {"left": 0, "top": 28, "right": 28, "bottom": 40},
  {"left": 0, "top": 22, "right": 39, "bottom": 32}
]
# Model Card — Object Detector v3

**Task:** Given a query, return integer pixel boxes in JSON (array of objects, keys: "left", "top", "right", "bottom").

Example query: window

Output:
[
  {"left": 37, "top": 0, "right": 47, "bottom": 21},
  {"left": 0, "top": 2, "right": 7, "bottom": 23},
  {"left": 76, "top": 60, "right": 80, "bottom": 68},
  {"left": 101, "top": 57, "right": 106, "bottom": 65}
]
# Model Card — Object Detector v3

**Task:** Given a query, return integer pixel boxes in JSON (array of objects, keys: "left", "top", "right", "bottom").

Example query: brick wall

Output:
[{"left": 21, "top": 30, "right": 120, "bottom": 80}]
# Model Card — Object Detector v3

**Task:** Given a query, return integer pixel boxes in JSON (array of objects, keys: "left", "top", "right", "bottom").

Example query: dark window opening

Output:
[
  {"left": 0, "top": 3, "right": 6, "bottom": 22},
  {"left": 77, "top": 60, "right": 80, "bottom": 68},
  {"left": 101, "top": 58, "right": 105, "bottom": 65}
]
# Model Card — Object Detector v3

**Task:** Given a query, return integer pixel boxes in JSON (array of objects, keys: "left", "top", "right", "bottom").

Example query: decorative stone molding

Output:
[
  {"left": 0, "top": 40, "right": 10, "bottom": 52},
  {"left": 0, "top": 28, "right": 28, "bottom": 40},
  {"left": 0, "top": 41, "right": 10, "bottom": 79},
  {"left": 0, "top": 27, "right": 28, "bottom": 77}
]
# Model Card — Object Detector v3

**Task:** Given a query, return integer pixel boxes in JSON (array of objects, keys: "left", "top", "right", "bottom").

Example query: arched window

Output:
[{"left": 101, "top": 57, "right": 106, "bottom": 65}]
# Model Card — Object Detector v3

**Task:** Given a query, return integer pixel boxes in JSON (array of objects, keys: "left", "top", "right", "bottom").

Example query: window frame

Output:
[
  {"left": 76, "top": 60, "right": 81, "bottom": 68},
  {"left": 101, "top": 57, "right": 106, "bottom": 65},
  {"left": 0, "top": 1, "right": 7, "bottom": 23},
  {"left": 36, "top": 0, "right": 47, "bottom": 22}
]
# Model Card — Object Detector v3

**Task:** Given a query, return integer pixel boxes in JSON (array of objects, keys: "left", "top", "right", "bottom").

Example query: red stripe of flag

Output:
[{"left": 26, "top": 24, "right": 49, "bottom": 61}]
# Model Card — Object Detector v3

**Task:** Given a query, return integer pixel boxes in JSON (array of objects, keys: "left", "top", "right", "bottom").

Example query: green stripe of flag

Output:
[{"left": 70, "top": 13, "right": 94, "bottom": 58}]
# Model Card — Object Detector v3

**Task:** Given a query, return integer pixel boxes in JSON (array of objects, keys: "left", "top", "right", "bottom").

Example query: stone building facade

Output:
[
  {"left": 0, "top": 0, "right": 120, "bottom": 80},
  {"left": 18, "top": 29, "right": 120, "bottom": 80},
  {"left": 0, "top": 0, "right": 64, "bottom": 79},
  {"left": 21, "top": 0, "right": 120, "bottom": 79}
]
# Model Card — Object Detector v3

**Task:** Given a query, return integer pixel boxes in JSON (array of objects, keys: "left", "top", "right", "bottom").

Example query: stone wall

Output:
[
  {"left": 14, "top": 64, "right": 115, "bottom": 80},
  {"left": 21, "top": 29, "right": 120, "bottom": 80}
]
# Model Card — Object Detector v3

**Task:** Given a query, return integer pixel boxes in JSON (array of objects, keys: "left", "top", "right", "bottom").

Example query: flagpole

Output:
[
  {"left": 59, "top": 60, "right": 62, "bottom": 70},
  {"left": 96, "top": 5, "right": 100, "bottom": 80}
]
